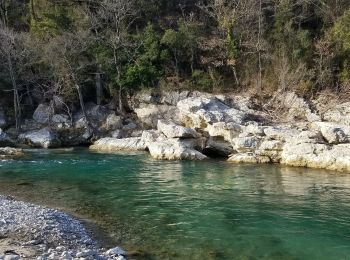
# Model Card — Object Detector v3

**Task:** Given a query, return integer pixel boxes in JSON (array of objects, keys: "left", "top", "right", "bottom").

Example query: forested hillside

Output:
[{"left": 0, "top": 0, "right": 350, "bottom": 129}]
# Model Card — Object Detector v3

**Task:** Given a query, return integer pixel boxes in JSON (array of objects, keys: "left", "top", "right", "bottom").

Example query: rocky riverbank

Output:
[
  {"left": 0, "top": 195, "right": 127, "bottom": 260},
  {"left": 0, "top": 90, "right": 349, "bottom": 172}
]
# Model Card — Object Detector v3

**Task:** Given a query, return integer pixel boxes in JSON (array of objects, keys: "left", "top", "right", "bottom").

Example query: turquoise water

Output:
[{"left": 1, "top": 149, "right": 350, "bottom": 259}]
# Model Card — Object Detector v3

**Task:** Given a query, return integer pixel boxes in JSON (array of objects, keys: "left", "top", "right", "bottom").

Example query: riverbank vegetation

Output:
[{"left": 0, "top": 0, "right": 350, "bottom": 128}]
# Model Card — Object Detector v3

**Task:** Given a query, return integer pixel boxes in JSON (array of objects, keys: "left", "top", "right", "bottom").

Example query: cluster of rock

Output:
[
  {"left": 0, "top": 195, "right": 127, "bottom": 260},
  {"left": 90, "top": 91, "right": 350, "bottom": 172},
  {"left": 0, "top": 90, "right": 349, "bottom": 172}
]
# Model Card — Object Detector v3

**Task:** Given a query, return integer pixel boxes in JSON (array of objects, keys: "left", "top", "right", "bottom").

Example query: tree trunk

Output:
[
  {"left": 257, "top": 0, "right": 263, "bottom": 92},
  {"left": 95, "top": 72, "right": 102, "bottom": 105},
  {"left": 7, "top": 53, "right": 20, "bottom": 132},
  {"left": 75, "top": 84, "right": 88, "bottom": 126}
]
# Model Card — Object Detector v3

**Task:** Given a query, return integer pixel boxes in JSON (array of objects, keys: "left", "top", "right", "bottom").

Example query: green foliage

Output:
[
  {"left": 191, "top": 70, "right": 212, "bottom": 91},
  {"left": 333, "top": 10, "right": 350, "bottom": 52},
  {"left": 29, "top": 1, "right": 83, "bottom": 39},
  {"left": 122, "top": 23, "right": 164, "bottom": 89},
  {"left": 272, "top": 1, "right": 312, "bottom": 64}
]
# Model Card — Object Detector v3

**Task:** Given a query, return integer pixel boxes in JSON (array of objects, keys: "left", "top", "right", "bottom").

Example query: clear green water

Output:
[{"left": 1, "top": 149, "right": 350, "bottom": 259}]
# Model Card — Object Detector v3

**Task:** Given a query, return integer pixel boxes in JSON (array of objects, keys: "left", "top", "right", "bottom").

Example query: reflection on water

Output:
[{"left": 0, "top": 148, "right": 350, "bottom": 259}]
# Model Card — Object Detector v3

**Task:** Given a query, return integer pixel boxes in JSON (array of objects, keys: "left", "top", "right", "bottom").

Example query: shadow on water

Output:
[{"left": 1, "top": 149, "right": 350, "bottom": 259}]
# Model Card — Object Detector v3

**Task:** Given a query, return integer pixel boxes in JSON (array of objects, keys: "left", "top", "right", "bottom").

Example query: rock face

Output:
[
  {"left": 19, "top": 128, "right": 61, "bottom": 148},
  {"left": 90, "top": 137, "right": 146, "bottom": 152}
]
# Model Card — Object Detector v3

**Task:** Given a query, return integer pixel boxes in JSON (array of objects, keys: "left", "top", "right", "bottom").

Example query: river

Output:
[{"left": 0, "top": 148, "right": 350, "bottom": 259}]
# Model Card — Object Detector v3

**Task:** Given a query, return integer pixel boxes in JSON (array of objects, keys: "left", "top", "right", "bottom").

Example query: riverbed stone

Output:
[
  {"left": 76, "top": 249, "right": 97, "bottom": 258},
  {"left": 105, "top": 247, "right": 126, "bottom": 256},
  {"left": 3, "top": 255, "right": 20, "bottom": 260}
]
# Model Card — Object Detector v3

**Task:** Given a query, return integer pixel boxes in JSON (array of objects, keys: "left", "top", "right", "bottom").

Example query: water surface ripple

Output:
[{"left": 0, "top": 149, "right": 350, "bottom": 259}]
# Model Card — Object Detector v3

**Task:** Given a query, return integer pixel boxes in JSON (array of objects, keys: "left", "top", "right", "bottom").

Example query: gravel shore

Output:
[{"left": 0, "top": 195, "right": 126, "bottom": 260}]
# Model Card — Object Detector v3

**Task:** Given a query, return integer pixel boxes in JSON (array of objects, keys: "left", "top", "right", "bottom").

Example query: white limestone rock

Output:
[
  {"left": 19, "top": 128, "right": 61, "bottom": 148},
  {"left": 148, "top": 141, "right": 207, "bottom": 160},
  {"left": 157, "top": 120, "right": 199, "bottom": 139},
  {"left": 313, "top": 122, "right": 350, "bottom": 144},
  {"left": 90, "top": 137, "right": 146, "bottom": 152},
  {"left": 228, "top": 153, "right": 271, "bottom": 164}
]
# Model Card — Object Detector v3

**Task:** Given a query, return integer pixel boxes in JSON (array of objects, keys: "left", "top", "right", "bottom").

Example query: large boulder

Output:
[
  {"left": 90, "top": 137, "right": 146, "bottom": 152},
  {"left": 135, "top": 104, "right": 180, "bottom": 129},
  {"left": 177, "top": 97, "right": 247, "bottom": 128},
  {"left": 281, "top": 140, "right": 350, "bottom": 172},
  {"left": 0, "top": 129, "right": 14, "bottom": 147},
  {"left": 74, "top": 103, "right": 113, "bottom": 129},
  {"left": 256, "top": 140, "right": 284, "bottom": 163},
  {"left": 57, "top": 128, "right": 92, "bottom": 146},
  {"left": 231, "top": 136, "right": 261, "bottom": 153},
  {"left": 313, "top": 122, "right": 350, "bottom": 144},
  {"left": 263, "top": 126, "right": 301, "bottom": 141},
  {"left": 157, "top": 120, "right": 199, "bottom": 139},
  {"left": 205, "top": 122, "right": 242, "bottom": 142},
  {"left": 205, "top": 137, "right": 234, "bottom": 157},
  {"left": 105, "top": 114, "right": 123, "bottom": 130},
  {"left": 322, "top": 102, "right": 350, "bottom": 126},
  {"left": 19, "top": 128, "right": 61, "bottom": 148},
  {"left": 52, "top": 114, "right": 71, "bottom": 128},
  {"left": 148, "top": 141, "right": 207, "bottom": 160},
  {"left": 33, "top": 104, "right": 52, "bottom": 124},
  {"left": 270, "top": 92, "right": 320, "bottom": 122}
]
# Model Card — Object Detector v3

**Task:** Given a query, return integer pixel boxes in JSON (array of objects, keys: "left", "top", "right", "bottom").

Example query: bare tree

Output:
[
  {"left": 90, "top": 0, "right": 137, "bottom": 113},
  {"left": 0, "top": 22, "right": 22, "bottom": 131},
  {"left": 43, "top": 29, "right": 92, "bottom": 126}
]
